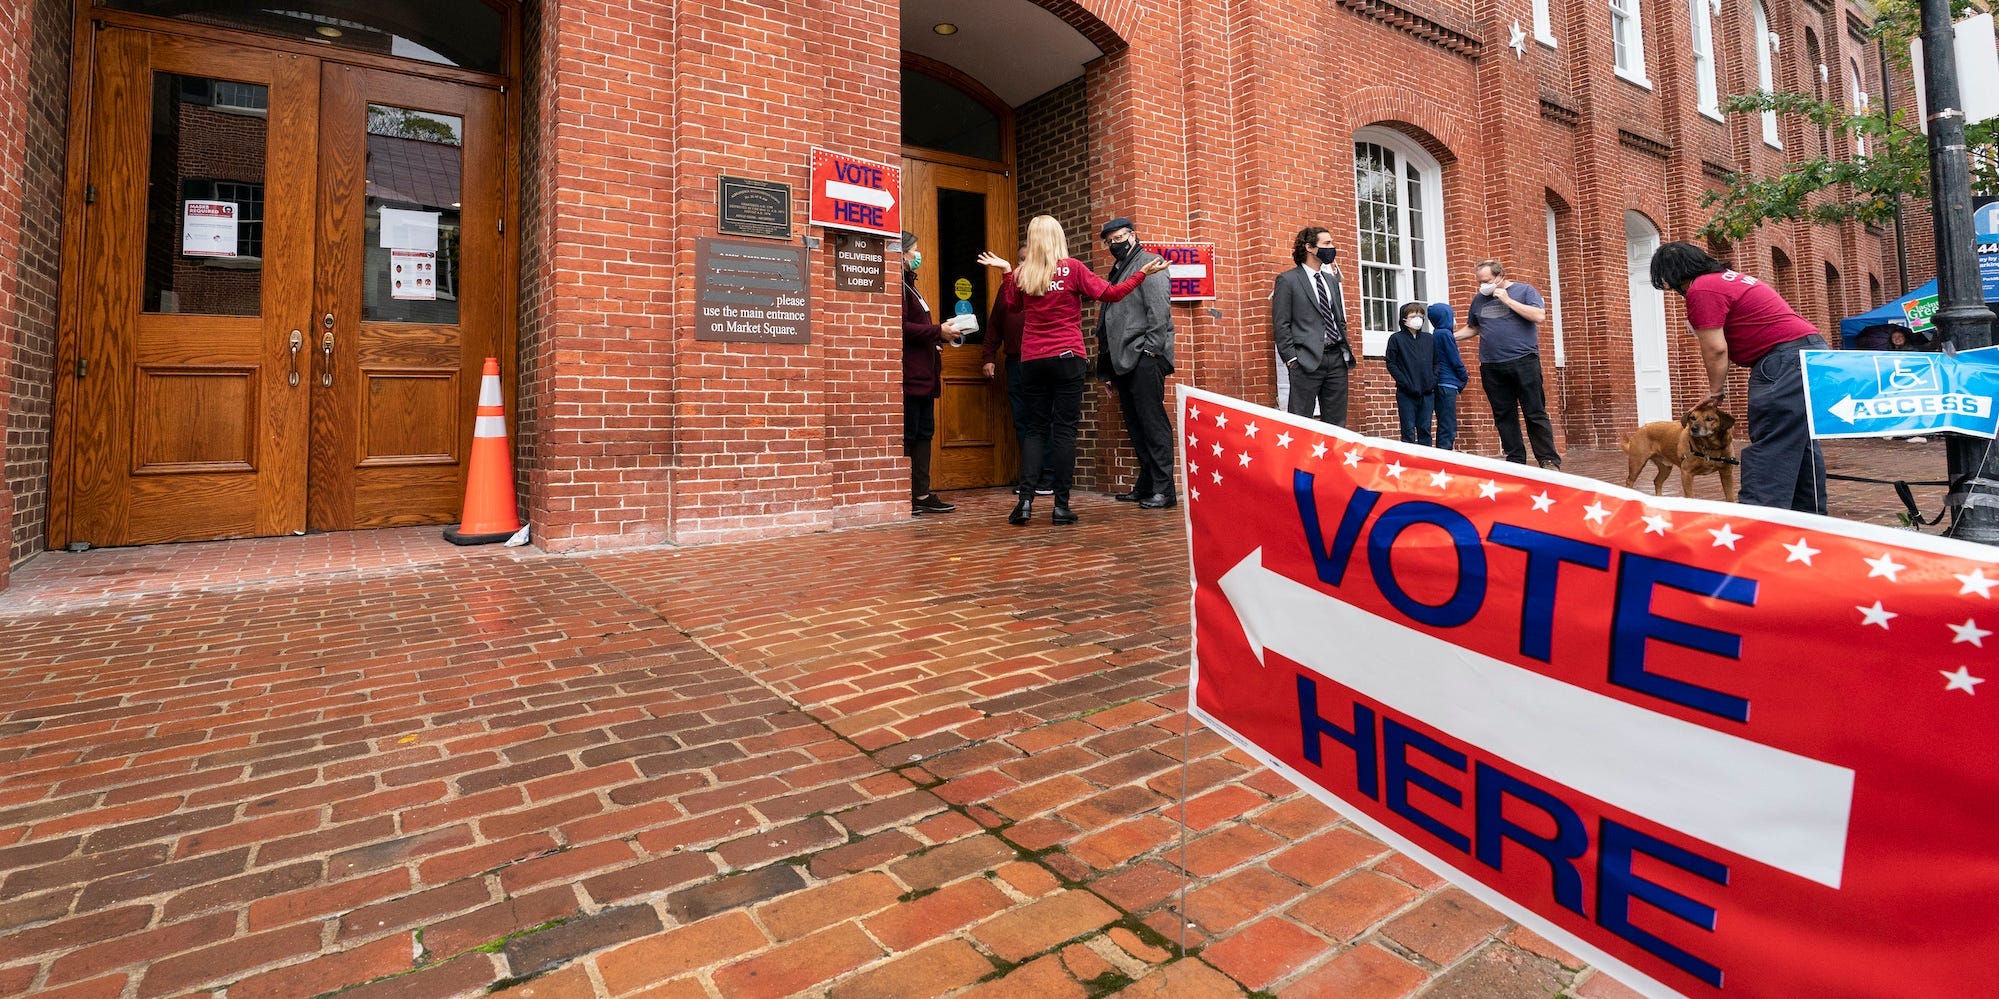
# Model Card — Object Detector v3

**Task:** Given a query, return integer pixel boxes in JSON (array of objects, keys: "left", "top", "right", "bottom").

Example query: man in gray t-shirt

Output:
[{"left": 1463, "top": 259, "right": 1561, "bottom": 468}]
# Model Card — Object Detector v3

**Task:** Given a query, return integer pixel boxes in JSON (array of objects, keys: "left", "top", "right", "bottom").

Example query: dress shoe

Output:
[
  {"left": 1008, "top": 495, "right": 1034, "bottom": 525},
  {"left": 1138, "top": 493, "right": 1176, "bottom": 509},
  {"left": 912, "top": 494, "right": 956, "bottom": 515},
  {"left": 1051, "top": 502, "right": 1078, "bottom": 525},
  {"left": 1113, "top": 491, "right": 1141, "bottom": 502}
]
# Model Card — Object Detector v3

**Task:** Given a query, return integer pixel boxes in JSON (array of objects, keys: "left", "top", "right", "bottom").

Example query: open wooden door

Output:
[
  {"left": 67, "top": 29, "right": 318, "bottom": 545},
  {"left": 902, "top": 158, "right": 1018, "bottom": 491}
]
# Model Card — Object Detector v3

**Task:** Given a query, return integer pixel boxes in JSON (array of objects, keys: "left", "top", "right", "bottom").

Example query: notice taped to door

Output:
[
  {"left": 695, "top": 237, "right": 811, "bottom": 343},
  {"left": 181, "top": 200, "right": 239, "bottom": 257},
  {"left": 391, "top": 249, "right": 438, "bottom": 301}
]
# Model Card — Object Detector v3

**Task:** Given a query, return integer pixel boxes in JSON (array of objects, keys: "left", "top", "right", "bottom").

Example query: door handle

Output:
[
  {"left": 321, "top": 329, "right": 334, "bottom": 387},
  {"left": 287, "top": 329, "right": 302, "bottom": 386}
]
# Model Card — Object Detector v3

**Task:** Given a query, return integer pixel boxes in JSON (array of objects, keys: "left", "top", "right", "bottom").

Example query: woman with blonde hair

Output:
[{"left": 979, "top": 215, "right": 1166, "bottom": 525}]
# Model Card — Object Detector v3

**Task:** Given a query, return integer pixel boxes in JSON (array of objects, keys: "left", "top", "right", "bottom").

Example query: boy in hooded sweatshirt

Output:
[
  {"left": 1385, "top": 302, "right": 1439, "bottom": 445},
  {"left": 1427, "top": 302, "right": 1469, "bottom": 450}
]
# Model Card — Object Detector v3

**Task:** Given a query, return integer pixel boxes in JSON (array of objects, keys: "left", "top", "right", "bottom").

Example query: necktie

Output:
[{"left": 1315, "top": 273, "right": 1341, "bottom": 345}]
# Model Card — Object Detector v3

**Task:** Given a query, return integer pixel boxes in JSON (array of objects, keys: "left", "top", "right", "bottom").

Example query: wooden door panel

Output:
[
  {"left": 311, "top": 65, "right": 504, "bottom": 531},
  {"left": 68, "top": 28, "right": 314, "bottom": 546}
]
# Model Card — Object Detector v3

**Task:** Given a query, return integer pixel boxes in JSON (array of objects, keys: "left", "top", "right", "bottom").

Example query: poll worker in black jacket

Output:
[
  {"left": 1384, "top": 301, "right": 1439, "bottom": 445},
  {"left": 1271, "top": 226, "right": 1356, "bottom": 426},
  {"left": 1093, "top": 217, "right": 1177, "bottom": 509},
  {"left": 901, "top": 231, "right": 968, "bottom": 516}
]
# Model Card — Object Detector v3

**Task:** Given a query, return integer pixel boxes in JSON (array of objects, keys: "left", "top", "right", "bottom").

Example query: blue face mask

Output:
[{"left": 1316, "top": 246, "right": 1338, "bottom": 265}]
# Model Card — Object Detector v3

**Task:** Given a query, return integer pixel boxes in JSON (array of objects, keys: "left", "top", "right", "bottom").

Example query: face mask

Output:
[
  {"left": 1110, "top": 240, "right": 1135, "bottom": 261},
  {"left": 907, "top": 251, "right": 922, "bottom": 271},
  {"left": 1404, "top": 317, "right": 1424, "bottom": 330},
  {"left": 1478, "top": 282, "right": 1496, "bottom": 296},
  {"left": 1316, "top": 246, "right": 1338, "bottom": 265}
]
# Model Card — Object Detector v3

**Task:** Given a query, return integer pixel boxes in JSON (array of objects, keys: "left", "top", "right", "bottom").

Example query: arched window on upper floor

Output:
[
  {"left": 1352, "top": 127, "right": 1447, "bottom": 358},
  {"left": 1754, "top": 0, "right": 1781, "bottom": 147},
  {"left": 1690, "top": 0, "right": 1720, "bottom": 118},
  {"left": 1849, "top": 55, "right": 1871, "bottom": 156},
  {"left": 1611, "top": 0, "right": 1652, "bottom": 85}
]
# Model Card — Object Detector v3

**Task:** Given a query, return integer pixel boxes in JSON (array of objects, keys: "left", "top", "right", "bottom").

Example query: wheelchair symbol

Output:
[{"left": 1875, "top": 355, "right": 1940, "bottom": 395}]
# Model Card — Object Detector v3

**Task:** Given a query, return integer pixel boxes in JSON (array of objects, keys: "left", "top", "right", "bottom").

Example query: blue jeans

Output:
[
  {"left": 1395, "top": 391, "right": 1434, "bottom": 446},
  {"left": 1433, "top": 387, "right": 1459, "bottom": 450},
  {"left": 1741, "top": 336, "right": 1827, "bottom": 513}
]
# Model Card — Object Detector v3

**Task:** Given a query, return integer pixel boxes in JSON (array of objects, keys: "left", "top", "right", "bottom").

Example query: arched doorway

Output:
[
  {"left": 1624, "top": 211, "right": 1671, "bottom": 423},
  {"left": 51, "top": 1, "right": 517, "bottom": 547}
]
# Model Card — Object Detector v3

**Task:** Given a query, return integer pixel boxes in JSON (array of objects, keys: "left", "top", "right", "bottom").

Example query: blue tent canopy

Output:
[
  {"left": 1839, "top": 279, "right": 1936, "bottom": 343},
  {"left": 1840, "top": 278, "right": 1999, "bottom": 345}
]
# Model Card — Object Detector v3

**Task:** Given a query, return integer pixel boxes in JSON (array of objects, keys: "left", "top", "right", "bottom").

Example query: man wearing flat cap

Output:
[{"left": 1093, "top": 217, "right": 1177, "bottom": 508}]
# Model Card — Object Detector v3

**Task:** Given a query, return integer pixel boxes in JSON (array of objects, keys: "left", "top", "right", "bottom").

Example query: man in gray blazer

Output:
[
  {"left": 1094, "top": 217, "right": 1177, "bottom": 508},
  {"left": 1272, "top": 226, "right": 1356, "bottom": 426}
]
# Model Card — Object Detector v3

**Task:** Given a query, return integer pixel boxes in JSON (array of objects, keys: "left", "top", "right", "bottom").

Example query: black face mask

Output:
[
  {"left": 1316, "top": 246, "right": 1338, "bottom": 265},
  {"left": 1110, "top": 239, "right": 1136, "bottom": 261}
]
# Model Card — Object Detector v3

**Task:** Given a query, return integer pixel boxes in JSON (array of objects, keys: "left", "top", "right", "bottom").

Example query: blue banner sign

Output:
[{"left": 1803, "top": 347, "right": 1999, "bottom": 439}]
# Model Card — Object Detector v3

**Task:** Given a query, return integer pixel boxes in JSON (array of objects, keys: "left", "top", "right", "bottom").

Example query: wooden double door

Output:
[
  {"left": 60, "top": 27, "right": 509, "bottom": 547},
  {"left": 901, "top": 157, "right": 1018, "bottom": 490}
]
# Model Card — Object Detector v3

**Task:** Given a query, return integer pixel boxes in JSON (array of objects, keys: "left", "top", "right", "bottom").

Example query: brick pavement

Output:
[{"left": 0, "top": 439, "right": 1955, "bottom": 998}]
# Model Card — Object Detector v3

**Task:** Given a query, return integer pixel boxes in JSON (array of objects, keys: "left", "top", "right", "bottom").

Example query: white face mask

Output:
[
  {"left": 1404, "top": 317, "right": 1425, "bottom": 330},
  {"left": 1478, "top": 282, "right": 1496, "bottom": 297}
]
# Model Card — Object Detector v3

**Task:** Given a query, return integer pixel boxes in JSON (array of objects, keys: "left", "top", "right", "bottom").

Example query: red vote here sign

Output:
[
  {"left": 809, "top": 147, "right": 900, "bottom": 238},
  {"left": 1141, "top": 241, "right": 1216, "bottom": 301},
  {"left": 1180, "top": 385, "right": 1999, "bottom": 998}
]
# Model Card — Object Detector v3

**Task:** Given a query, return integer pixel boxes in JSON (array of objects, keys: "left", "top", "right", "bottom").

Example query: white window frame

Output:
[
  {"left": 1546, "top": 206, "right": 1567, "bottom": 367},
  {"left": 1690, "top": 0, "right": 1721, "bottom": 119},
  {"left": 1610, "top": 0, "right": 1652, "bottom": 86},
  {"left": 1754, "top": 0, "right": 1781, "bottom": 147},
  {"left": 1533, "top": 0, "right": 1558, "bottom": 47},
  {"left": 1352, "top": 127, "right": 1447, "bottom": 359},
  {"left": 1849, "top": 56, "right": 1870, "bottom": 156}
]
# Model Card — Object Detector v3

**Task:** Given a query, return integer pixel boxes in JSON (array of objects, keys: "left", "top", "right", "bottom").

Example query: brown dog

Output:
[{"left": 1621, "top": 403, "right": 1739, "bottom": 502}]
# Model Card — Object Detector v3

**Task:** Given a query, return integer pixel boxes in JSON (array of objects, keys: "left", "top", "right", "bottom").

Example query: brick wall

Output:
[
  {"left": 515, "top": 0, "right": 551, "bottom": 516},
  {"left": 8, "top": 0, "right": 67, "bottom": 570}
]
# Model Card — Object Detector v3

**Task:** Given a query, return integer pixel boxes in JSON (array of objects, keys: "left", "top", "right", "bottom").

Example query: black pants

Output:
[
  {"left": 1286, "top": 360, "right": 1350, "bottom": 427},
  {"left": 1741, "top": 335, "right": 1827, "bottom": 514},
  {"left": 1113, "top": 355, "right": 1175, "bottom": 498},
  {"left": 903, "top": 395, "right": 935, "bottom": 500},
  {"left": 1480, "top": 355, "right": 1560, "bottom": 465},
  {"left": 1395, "top": 391, "right": 1434, "bottom": 446},
  {"left": 1018, "top": 354, "right": 1088, "bottom": 503}
]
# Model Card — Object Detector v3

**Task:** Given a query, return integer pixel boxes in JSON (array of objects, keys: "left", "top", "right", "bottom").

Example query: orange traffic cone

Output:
[{"left": 443, "top": 358, "right": 522, "bottom": 545}]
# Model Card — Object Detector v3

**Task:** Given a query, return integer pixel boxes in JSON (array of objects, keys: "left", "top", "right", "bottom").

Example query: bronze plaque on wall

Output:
[
  {"left": 694, "top": 237, "right": 810, "bottom": 344},
  {"left": 832, "top": 232, "right": 885, "bottom": 293},
  {"left": 718, "top": 176, "right": 792, "bottom": 240}
]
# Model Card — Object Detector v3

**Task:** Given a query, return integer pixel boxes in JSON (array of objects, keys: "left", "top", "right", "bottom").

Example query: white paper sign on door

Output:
[
  {"left": 391, "top": 248, "right": 438, "bottom": 301},
  {"left": 182, "top": 200, "right": 239, "bottom": 257},
  {"left": 379, "top": 207, "right": 440, "bottom": 252}
]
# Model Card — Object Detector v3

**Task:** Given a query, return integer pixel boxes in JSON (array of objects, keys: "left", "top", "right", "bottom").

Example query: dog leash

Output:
[
  {"left": 1822, "top": 472, "right": 1952, "bottom": 526},
  {"left": 1687, "top": 446, "right": 1739, "bottom": 466}
]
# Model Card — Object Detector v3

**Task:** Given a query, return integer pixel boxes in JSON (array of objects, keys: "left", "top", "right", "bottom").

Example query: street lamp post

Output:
[{"left": 1918, "top": 0, "right": 1999, "bottom": 541}]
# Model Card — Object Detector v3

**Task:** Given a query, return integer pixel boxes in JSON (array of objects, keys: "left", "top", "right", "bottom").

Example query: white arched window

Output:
[
  {"left": 1753, "top": 0, "right": 1780, "bottom": 147},
  {"left": 1611, "top": 0, "right": 1650, "bottom": 83},
  {"left": 1353, "top": 127, "right": 1447, "bottom": 358},
  {"left": 1533, "top": 0, "right": 1557, "bottom": 46},
  {"left": 1690, "top": 0, "right": 1720, "bottom": 117},
  {"left": 1849, "top": 55, "right": 1869, "bottom": 155}
]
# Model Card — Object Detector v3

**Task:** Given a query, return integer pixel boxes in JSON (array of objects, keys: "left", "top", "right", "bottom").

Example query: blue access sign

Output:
[{"left": 1802, "top": 347, "right": 1999, "bottom": 439}]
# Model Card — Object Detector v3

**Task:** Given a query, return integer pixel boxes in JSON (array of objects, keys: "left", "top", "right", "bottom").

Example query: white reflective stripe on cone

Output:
[
  {"left": 478, "top": 376, "right": 502, "bottom": 407},
  {"left": 474, "top": 415, "right": 508, "bottom": 437}
]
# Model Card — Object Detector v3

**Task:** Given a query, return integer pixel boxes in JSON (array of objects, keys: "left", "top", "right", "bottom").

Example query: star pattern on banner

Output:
[
  {"left": 1182, "top": 393, "right": 1995, "bottom": 700},
  {"left": 1942, "top": 666, "right": 1985, "bottom": 694}
]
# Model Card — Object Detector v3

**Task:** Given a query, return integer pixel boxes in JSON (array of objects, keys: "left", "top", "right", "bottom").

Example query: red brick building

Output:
[{"left": 0, "top": 0, "right": 1921, "bottom": 590}]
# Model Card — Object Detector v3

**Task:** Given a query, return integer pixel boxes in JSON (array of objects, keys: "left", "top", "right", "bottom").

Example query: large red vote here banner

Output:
[{"left": 1179, "top": 385, "right": 1999, "bottom": 999}]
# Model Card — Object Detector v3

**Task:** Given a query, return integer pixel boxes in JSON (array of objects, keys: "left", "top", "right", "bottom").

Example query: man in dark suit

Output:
[
  {"left": 1093, "top": 217, "right": 1177, "bottom": 509},
  {"left": 1272, "top": 226, "right": 1356, "bottom": 426}
]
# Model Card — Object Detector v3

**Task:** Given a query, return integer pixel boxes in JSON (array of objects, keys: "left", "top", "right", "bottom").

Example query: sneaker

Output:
[
  {"left": 1907, "top": 436, "right": 1929, "bottom": 444},
  {"left": 913, "top": 494, "right": 957, "bottom": 514}
]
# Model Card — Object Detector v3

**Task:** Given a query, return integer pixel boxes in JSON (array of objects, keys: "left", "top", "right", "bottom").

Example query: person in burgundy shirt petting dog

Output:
[
  {"left": 1650, "top": 241, "right": 1828, "bottom": 514},
  {"left": 979, "top": 215, "right": 1165, "bottom": 526}
]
